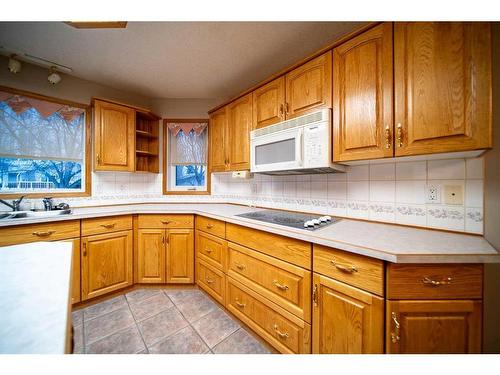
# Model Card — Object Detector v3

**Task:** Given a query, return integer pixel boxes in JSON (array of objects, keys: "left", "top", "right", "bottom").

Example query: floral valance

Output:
[
  {"left": 167, "top": 122, "right": 207, "bottom": 136},
  {"left": 0, "top": 90, "right": 85, "bottom": 124}
]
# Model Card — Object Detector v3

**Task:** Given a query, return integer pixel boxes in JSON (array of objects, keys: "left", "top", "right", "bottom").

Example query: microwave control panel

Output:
[{"left": 303, "top": 122, "right": 331, "bottom": 168}]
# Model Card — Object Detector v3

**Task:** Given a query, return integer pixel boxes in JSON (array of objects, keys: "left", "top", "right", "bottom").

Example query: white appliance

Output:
[{"left": 250, "top": 109, "right": 345, "bottom": 175}]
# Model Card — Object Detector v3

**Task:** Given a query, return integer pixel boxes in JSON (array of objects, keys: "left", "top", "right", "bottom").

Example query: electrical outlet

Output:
[
  {"left": 443, "top": 185, "right": 464, "bottom": 205},
  {"left": 426, "top": 184, "right": 441, "bottom": 203}
]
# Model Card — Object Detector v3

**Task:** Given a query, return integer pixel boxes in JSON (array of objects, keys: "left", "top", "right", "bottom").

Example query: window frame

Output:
[
  {"left": 0, "top": 85, "right": 91, "bottom": 199},
  {"left": 162, "top": 118, "right": 210, "bottom": 195}
]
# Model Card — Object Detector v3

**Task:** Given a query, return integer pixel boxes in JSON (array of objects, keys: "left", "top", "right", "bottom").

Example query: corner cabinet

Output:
[
  {"left": 93, "top": 98, "right": 160, "bottom": 172},
  {"left": 333, "top": 23, "right": 394, "bottom": 162},
  {"left": 137, "top": 229, "right": 165, "bottom": 283},
  {"left": 166, "top": 229, "right": 194, "bottom": 283},
  {"left": 93, "top": 99, "right": 136, "bottom": 171},
  {"left": 394, "top": 22, "right": 492, "bottom": 156}
]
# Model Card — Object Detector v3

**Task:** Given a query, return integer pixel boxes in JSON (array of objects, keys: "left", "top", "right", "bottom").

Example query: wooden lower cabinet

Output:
[
  {"left": 312, "top": 273, "right": 384, "bottom": 354},
  {"left": 137, "top": 229, "right": 165, "bottom": 283},
  {"left": 386, "top": 300, "right": 482, "bottom": 354},
  {"left": 226, "top": 276, "right": 311, "bottom": 354},
  {"left": 196, "top": 258, "right": 226, "bottom": 305},
  {"left": 166, "top": 229, "right": 194, "bottom": 283},
  {"left": 81, "top": 230, "right": 133, "bottom": 300}
]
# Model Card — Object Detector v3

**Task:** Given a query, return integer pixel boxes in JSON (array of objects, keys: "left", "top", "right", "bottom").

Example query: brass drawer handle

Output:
[
  {"left": 330, "top": 258, "right": 358, "bottom": 273},
  {"left": 273, "top": 280, "right": 289, "bottom": 291},
  {"left": 422, "top": 276, "right": 452, "bottom": 286},
  {"left": 32, "top": 230, "right": 55, "bottom": 237},
  {"left": 205, "top": 247, "right": 213, "bottom": 254},
  {"left": 100, "top": 223, "right": 116, "bottom": 229},
  {"left": 235, "top": 262, "right": 246, "bottom": 271},
  {"left": 273, "top": 324, "right": 289, "bottom": 339},
  {"left": 161, "top": 220, "right": 172, "bottom": 224},
  {"left": 235, "top": 299, "right": 246, "bottom": 308},
  {"left": 391, "top": 312, "right": 400, "bottom": 343},
  {"left": 206, "top": 277, "right": 214, "bottom": 284},
  {"left": 206, "top": 224, "right": 214, "bottom": 229}
]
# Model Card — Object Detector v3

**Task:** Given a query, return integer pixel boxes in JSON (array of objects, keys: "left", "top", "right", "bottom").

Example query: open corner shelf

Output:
[{"left": 135, "top": 111, "right": 160, "bottom": 173}]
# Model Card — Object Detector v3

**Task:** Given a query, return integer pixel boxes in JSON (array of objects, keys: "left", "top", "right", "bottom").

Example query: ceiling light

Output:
[
  {"left": 8, "top": 55, "right": 22, "bottom": 74},
  {"left": 47, "top": 67, "right": 62, "bottom": 85}
]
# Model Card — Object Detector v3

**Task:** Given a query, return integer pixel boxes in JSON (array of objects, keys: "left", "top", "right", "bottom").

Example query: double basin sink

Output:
[{"left": 0, "top": 209, "right": 72, "bottom": 221}]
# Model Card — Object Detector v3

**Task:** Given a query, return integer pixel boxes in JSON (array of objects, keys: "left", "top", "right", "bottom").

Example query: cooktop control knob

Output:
[
  {"left": 324, "top": 215, "right": 332, "bottom": 222},
  {"left": 319, "top": 216, "right": 328, "bottom": 224},
  {"left": 312, "top": 219, "right": 320, "bottom": 226},
  {"left": 304, "top": 220, "right": 315, "bottom": 228}
]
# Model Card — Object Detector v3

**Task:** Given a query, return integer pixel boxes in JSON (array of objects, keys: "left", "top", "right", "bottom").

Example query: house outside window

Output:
[
  {"left": 0, "top": 87, "right": 90, "bottom": 197},
  {"left": 164, "top": 119, "right": 209, "bottom": 194}
]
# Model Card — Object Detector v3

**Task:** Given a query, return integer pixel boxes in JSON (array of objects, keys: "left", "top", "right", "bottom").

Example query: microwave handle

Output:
[{"left": 297, "top": 130, "right": 304, "bottom": 167}]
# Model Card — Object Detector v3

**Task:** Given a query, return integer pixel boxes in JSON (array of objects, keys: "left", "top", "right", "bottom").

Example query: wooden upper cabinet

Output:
[
  {"left": 313, "top": 273, "right": 384, "bottom": 354},
  {"left": 285, "top": 51, "right": 332, "bottom": 119},
  {"left": 227, "top": 94, "right": 253, "bottom": 170},
  {"left": 333, "top": 23, "right": 394, "bottom": 162},
  {"left": 166, "top": 229, "right": 194, "bottom": 283},
  {"left": 93, "top": 99, "right": 136, "bottom": 171},
  {"left": 386, "top": 300, "right": 482, "bottom": 354},
  {"left": 252, "top": 76, "right": 285, "bottom": 129},
  {"left": 394, "top": 22, "right": 492, "bottom": 156},
  {"left": 209, "top": 106, "right": 228, "bottom": 172}
]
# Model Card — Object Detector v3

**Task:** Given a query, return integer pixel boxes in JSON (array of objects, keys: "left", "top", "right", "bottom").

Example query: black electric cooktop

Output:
[{"left": 236, "top": 209, "right": 340, "bottom": 230}]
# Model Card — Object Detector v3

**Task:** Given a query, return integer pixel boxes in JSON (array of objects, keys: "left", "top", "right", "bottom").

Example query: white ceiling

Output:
[{"left": 0, "top": 22, "right": 366, "bottom": 100}]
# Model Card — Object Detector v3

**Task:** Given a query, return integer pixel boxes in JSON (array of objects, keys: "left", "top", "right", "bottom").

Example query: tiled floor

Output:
[{"left": 72, "top": 288, "right": 272, "bottom": 354}]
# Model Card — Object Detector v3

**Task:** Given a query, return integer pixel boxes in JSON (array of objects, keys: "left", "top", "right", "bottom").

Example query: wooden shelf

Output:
[
  {"left": 136, "top": 130, "right": 158, "bottom": 139},
  {"left": 136, "top": 150, "right": 158, "bottom": 156}
]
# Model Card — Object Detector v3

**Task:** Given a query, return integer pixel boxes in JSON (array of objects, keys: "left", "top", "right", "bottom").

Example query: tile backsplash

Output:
[
  {"left": 16, "top": 156, "right": 484, "bottom": 235},
  {"left": 211, "top": 157, "right": 485, "bottom": 234}
]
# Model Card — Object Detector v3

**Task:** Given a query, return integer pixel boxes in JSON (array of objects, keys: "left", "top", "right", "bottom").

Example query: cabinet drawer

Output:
[
  {"left": 81, "top": 215, "right": 132, "bottom": 236},
  {"left": 313, "top": 245, "right": 384, "bottom": 296},
  {"left": 227, "top": 242, "right": 311, "bottom": 322},
  {"left": 138, "top": 214, "right": 194, "bottom": 229},
  {"left": 196, "top": 259, "right": 225, "bottom": 305},
  {"left": 0, "top": 220, "right": 80, "bottom": 246},
  {"left": 226, "top": 277, "right": 311, "bottom": 354},
  {"left": 226, "top": 223, "right": 311, "bottom": 269},
  {"left": 196, "top": 230, "right": 227, "bottom": 271},
  {"left": 387, "top": 264, "right": 483, "bottom": 300},
  {"left": 195, "top": 216, "right": 226, "bottom": 238}
]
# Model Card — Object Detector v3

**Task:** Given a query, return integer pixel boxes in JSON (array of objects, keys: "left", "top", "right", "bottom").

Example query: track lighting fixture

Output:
[
  {"left": 47, "top": 66, "right": 62, "bottom": 85},
  {"left": 7, "top": 55, "right": 22, "bottom": 74}
]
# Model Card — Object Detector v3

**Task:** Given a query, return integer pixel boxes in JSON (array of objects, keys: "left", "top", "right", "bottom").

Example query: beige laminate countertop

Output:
[{"left": 0, "top": 203, "right": 498, "bottom": 263}]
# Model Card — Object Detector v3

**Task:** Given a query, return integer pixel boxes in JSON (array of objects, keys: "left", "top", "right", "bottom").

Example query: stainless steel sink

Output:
[{"left": 0, "top": 209, "right": 72, "bottom": 220}]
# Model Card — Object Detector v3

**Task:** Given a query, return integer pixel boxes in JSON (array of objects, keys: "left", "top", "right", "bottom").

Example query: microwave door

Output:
[{"left": 251, "top": 128, "right": 303, "bottom": 172}]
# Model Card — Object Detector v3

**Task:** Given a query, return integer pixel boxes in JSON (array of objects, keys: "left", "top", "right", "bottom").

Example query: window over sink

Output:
[
  {"left": 163, "top": 119, "right": 209, "bottom": 194},
  {"left": 0, "top": 86, "right": 91, "bottom": 197}
]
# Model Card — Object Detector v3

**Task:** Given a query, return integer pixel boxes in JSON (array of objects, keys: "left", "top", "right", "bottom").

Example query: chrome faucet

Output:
[
  {"left": 43, "top": 197, "right": 54, "bottom": 211},
  {"left": 0, "top": 196, "right": 25, "bottom": 211}
]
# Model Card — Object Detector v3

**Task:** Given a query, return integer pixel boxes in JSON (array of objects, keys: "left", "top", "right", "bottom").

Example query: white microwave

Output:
[{"left": 250, "top": 109, "right": 345, "bottom": 175}]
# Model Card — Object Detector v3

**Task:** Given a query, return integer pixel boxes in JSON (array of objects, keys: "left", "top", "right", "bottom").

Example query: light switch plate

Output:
[{"left": 443, "top": 185, "right": 464, "bottom": 205}]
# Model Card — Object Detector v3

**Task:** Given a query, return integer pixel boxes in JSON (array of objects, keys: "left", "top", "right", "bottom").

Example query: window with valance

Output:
[
  {"left": 164, "top": 120, "right": 208, "bottom": 193},
  {"left": 0, "top": 87, "right": 89, "bottom": 195}
]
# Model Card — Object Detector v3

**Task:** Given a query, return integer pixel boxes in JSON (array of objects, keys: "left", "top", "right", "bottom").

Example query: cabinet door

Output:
[
  {"left": 94, "top": 99, "right": 136, "bottom": 171},
  {"left": 386, "top": 300, "right": 482, "bottom": 354},
  {"left": 252, "top": 76, "right": 285, "bottom": 129},
  {"left": 137, "top": 229, "right": 165, "bottom": 283},
  {"left": 312, "top": 273, "right": 384, "bottom": 354},
  {"left": 81, "top": 230, "right": 133, "bottom": 300},
  {"left": 333, "top": 23, "right": 394, "bottom": 162},
  {"left": 394, "top": 22, "right": 492, "bottom": 156},
  {"left": 285, "top": 51, "right": 332, "bottom": 119},
  {"left": 227, "top": 93, "right": 253, "bottom": 170},
  {"left": 209, "top": 106, "right": 228, "bottom": 172},
  {"left": 60, "top": 238, "right": 81, "bottom": 304},
  {"left": 166, "top": 229, "right": 194, "bottom": 283}
]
